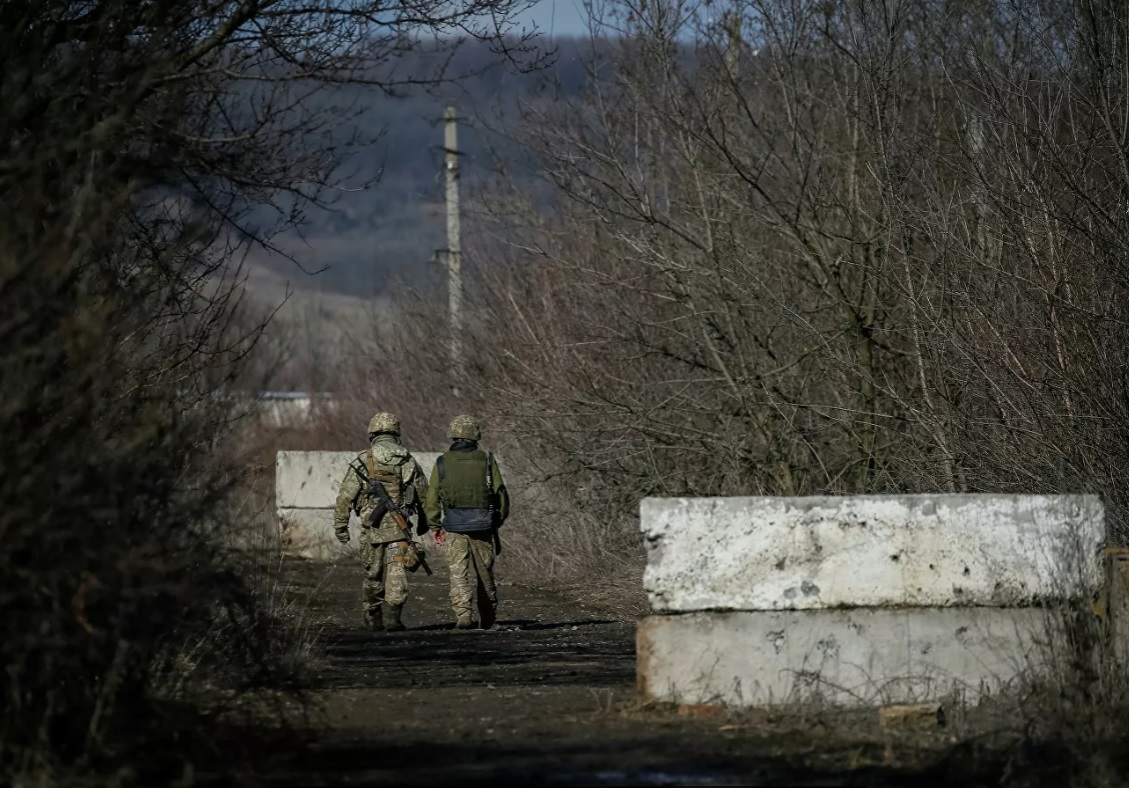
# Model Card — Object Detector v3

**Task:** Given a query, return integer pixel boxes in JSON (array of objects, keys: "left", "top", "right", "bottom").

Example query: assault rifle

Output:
[
  {"left": 486, "top": 454, "right": 502, "bottom": 557},
  {"left": 352, "top": 466, "right": 432, "bottom": 576}
]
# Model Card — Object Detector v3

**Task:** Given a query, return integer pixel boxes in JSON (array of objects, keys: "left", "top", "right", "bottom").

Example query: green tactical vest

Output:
[{"left": 437, "top": 449, "right": 495, "bottom": 532}]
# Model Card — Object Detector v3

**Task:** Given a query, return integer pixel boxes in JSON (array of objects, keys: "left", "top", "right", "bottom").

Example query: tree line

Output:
[
  {"left": 0, "top": 1, "right": 538, "bottom": 781},
  {"left": 335, "top": 0, "right": 1129, "bottom": 592}
]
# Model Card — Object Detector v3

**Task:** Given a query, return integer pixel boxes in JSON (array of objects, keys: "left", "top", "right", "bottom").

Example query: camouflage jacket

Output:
[{"left": 333, "top": 435, "right": 428, "bottom": 544}]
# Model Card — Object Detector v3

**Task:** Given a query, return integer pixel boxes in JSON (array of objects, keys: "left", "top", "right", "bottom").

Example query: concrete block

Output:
[
  {"left": 277, "top": 508, "right": 354, "bottom": 561},
  {"left": 641, "top": 495, "right": 1104, "bottom": 612},
  {"left": 637, "top": 609, "right": 1062, "bottom": 708},
  {"left": 276, "top": 508, "right": 434, "bottom": 562},
  {"left": 276, "top": 451, "right": 440, "bottom": 509}
]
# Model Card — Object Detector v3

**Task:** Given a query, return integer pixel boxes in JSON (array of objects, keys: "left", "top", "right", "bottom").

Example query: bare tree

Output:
[
  {"left": 353, "top": 0, "right": 1129, "bottom": 608},
  {"left": 0, "top": 0, "right": 541, "bottom": 779}
]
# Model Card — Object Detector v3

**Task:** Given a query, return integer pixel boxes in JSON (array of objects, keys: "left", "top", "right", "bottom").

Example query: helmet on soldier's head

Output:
[
  {"left": 447, "top": 414, "right": 481, "bottom": 441},
  {"left": 368, "top": 412, "right": 400, "bottom": 436}
]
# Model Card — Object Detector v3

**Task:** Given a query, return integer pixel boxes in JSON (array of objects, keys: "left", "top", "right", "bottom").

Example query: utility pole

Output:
[
  {"left": 724, "top": 12, "right": 740, "bottom": 84},
  {"left": 444, "top": 106, "right": 463, "bottom": 395},
  {"left": 723, "top": 12, "right": 741, "bottom": 123}
]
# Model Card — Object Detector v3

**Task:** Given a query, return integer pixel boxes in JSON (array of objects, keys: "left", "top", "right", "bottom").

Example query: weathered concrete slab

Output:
[
  {"left": 641, "top": 495, "right": 1104, "bottom": 612},
  {"left": 637, "top": 609, "right": 1063, "bottom": 707},
  {"left": 277, "top": 508, "right": 354, "bottom": 561},
  {"left": 276, "top": 451, "right": 440, "bottom": 509},
  {"left": 276, "top": 508, "right": 443, "bottom": 562}
]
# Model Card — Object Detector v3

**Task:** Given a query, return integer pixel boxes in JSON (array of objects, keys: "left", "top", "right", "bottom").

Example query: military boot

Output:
[
  {"left": 455, "top": 613, "right": 475, "bottom": 630},
  {"left": 363, "top": 607, "right": 384, "bottom": 632},
  {"left": 385, "top": 604, "right": 405, "bottom": 632}
]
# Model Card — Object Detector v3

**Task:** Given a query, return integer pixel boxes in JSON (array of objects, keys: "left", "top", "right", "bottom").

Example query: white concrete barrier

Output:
[
  {"left": 276, "top": 450, "right": 440, "bottom": 559},
  {"left": 276, "top": 451, "right": 441, "bottom": 508},
  {"left": 637, "top": 494, "right": 1106, "bottom": 709},
  {"left": 638, "top": 609, "right": 1060, "bottom": 707},
  {"left": 642, "top": 495, "right": 1104, "bottom": 612}
]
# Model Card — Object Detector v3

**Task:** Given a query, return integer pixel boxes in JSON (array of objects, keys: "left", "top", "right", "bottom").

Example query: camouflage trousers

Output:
[
  {"left": 444, "top": 531, "right": 497, "bottom": 620},
  {"left": 360, "top": 539, "right": 409, "bottom": 613}
]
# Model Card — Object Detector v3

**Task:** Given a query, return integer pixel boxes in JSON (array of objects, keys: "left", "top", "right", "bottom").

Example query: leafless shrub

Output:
[
  {"left": 307, "top": 0, "right": 1129, "bottom": 771},
  {"left": 380, "top": 0, "right": 1129, "bottom": 605},
  {"left": 0, "top": 0, "right": 541, "bottom": 781}
]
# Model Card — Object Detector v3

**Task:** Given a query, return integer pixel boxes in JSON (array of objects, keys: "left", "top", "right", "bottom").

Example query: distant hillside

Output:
[{"left": 246, "top": 37, "right": 595, "bottom": 301}]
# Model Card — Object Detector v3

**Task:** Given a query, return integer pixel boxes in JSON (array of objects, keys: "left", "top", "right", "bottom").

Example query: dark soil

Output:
[{"left": 218, "top": 556, "right": 1015, "bottom": 787}]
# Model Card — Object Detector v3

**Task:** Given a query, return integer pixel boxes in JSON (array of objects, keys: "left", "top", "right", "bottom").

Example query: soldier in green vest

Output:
[
  {"left": 333, "top": 412, "right": 429, "bottom": 632},
  {"left": 424, "top": 415, "right": 510, "bottom": 630}
]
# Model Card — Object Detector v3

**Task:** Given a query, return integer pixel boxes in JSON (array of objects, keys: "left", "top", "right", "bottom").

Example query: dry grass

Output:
[{"left": 494, "top": 478, "right": 648, "bottom": 618}]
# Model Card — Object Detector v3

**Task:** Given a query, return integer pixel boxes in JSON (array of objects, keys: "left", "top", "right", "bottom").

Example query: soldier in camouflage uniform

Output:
[
  {"left": 333, "top": 412, "right": 429, "bottom": 632},
  {"left": 424, "top": 415, "right": 510, "bottom": 630}
]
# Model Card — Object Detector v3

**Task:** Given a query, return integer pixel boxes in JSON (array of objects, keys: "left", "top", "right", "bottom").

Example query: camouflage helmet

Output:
[
  {"left": 368, "top": 412, "right": 400, "bottom": 436},
  {"left": 447, "top": 414, "right": 481, "bottom": 441}
]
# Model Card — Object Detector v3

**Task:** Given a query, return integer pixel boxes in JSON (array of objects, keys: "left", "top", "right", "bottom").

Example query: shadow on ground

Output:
[
  {"left": 220, "top": 558, "right": 1024, "bottom": 787},
  {"left": 232, "top": 724, "right": 1015, "bottom": 788}
]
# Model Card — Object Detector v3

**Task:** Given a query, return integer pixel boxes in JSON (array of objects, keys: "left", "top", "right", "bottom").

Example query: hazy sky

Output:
[{"left": 516, "top": 0, "right": 589, "bottom": 37}]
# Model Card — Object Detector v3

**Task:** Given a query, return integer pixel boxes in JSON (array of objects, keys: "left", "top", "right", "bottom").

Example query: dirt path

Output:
[{"left": 250, "top": 557, "right": 981, "bottom": 787}]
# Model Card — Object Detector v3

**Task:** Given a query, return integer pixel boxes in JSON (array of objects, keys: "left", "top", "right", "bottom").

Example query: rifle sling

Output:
[{"left": 351, "top": 463, "right": 409, "bottom": 534}]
